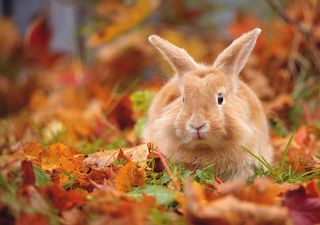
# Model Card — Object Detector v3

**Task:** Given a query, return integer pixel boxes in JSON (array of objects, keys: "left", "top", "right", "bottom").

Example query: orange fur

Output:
[{"left": 143, "top": 28, "right": 273, "bottom": 180}]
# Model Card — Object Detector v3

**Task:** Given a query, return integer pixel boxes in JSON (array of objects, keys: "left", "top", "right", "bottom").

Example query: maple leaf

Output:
[
  {"left": 86, "top": 191, "right": 156, "bottom": 225},
  {"left": 22, "top": 142, "right": 42, "bottom": 164},
  {"left": 115, "top": 161, "right": 146, "bottom": 192},
  {"left": 16, "top": 213, "right": 49, "bottom": 225},
  {"left": 84, "top": 144, "right": 150, "bottom": 168},
  {"left": 24, "top": 14, "right": 61, "bottom": 67},
  {"left": 216, "top": 178, "right": 283, "bottom": 205},
  {"left": 42, "top": 184, "right": 85, "bottom": 211},
  {"left": 283, "top": 186, "right": 320, "bottom": 225},
  {"left": 88, "top": 0, "right": 159, "bottom": 46},
  {"left": 306, "top": 180, "right": 320, "bottom": 198},
  {"left": 283, "top": 126, "right": 318, "bottom": 171},
  {"left": 21, "top": 160, "right": 35, "bottom": 186},
  {"left": 184, "top": 179, "right": 291, "bottom": 225},
  {"left": 40, "top": 143, "right": 79, "bottom": 171}
]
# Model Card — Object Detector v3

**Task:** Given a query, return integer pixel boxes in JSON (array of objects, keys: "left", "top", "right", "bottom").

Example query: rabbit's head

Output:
[{"left": 148, "top": 28, "right": 261, "bottom": 147}]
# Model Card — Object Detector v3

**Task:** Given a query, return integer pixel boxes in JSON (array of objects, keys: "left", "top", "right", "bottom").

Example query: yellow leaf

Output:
[
  {"left": 41, "top": 143, "right": 79, "bottom": 171},
  {"left": 23, "top": 142, "right": 42, "bottom": 163},
  {"left": 115, "top": 161, "right": 145, "bottom": 192},
  {"left": 88, "top": 0, "right": 159, "bottom": 46}
]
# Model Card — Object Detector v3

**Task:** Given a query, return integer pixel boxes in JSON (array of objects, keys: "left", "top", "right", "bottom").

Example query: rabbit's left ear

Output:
[
  {"left": 213, "top": 28, "right": 261, "bottom": 78},
  {"left": 148, "top": 35, "right": 198, "bottom": 76}
]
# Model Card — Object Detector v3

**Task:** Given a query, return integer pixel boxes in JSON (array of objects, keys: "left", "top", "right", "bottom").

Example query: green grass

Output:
[{"left": 242, "top": 130, "right": 320, "bottom": 183}]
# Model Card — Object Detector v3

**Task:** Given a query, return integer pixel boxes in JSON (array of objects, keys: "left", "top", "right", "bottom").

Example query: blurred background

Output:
[{"left": 0, "top": 0, "right": 319, "bottom": 152}]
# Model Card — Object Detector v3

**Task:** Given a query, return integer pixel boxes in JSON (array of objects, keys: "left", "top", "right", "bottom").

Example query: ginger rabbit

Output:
[{"left": 143, "top": 28, "right": 273, "bottom": 180}]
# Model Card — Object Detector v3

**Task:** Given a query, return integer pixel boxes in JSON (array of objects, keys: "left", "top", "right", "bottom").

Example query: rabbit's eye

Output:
[
  {"left": 217, "top": 93, "right": 224, "bottom": 105},
  {"left": 182, "top": 97, "right": 185, "bottom": 103}
]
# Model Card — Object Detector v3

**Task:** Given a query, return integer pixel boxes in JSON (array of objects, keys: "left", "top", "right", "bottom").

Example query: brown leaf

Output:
[
  {"left": 61, "top": 207, "right": 85, "bottom": 225},
  {"left": 43, "top": 184, "right": 85, "bottom": 211},
  {"left": 21, "top": 160, "right": 35, "bottom": 186},
  {"left": 86, "top": 191, "right": 155, "bottom": 225},
  {"left": 16, "top": 213, "right": 49, "bottom": 225},
  {"left": 184, "top": 180, "right": 290, "bottom": 225},
  {"left": 273, "top": 126, "right": 320, "bottom": 172},
  {"left": 84, "top": 144, "right": 150, "bottom": 168}
]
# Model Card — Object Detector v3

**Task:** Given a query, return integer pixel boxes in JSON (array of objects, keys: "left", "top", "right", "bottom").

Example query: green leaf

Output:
[
  {"left": 134, "top": 116, "right": 147, "bottom": 138},
  {"left": 129, "top": 185, "right": 176, "bottom": 207},
  {"left": 32, "top": 165, "right": 52, "bottom": 187},
  {"left": 130, "top": 90, "right": 154, "bottom": 113},
  {"left": 148, "top": 208, "right": 187, "bottom": 225}
]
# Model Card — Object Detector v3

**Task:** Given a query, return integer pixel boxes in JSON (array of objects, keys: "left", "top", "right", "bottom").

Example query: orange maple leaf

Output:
[{"left": 115, "top": 161, "right": 146, "bottom": 192}]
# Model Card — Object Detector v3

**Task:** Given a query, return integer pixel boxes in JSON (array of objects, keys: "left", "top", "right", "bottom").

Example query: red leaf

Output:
[
  {"left": 283, "top": 186, "right": 320, "bottom": 225},
  {"left": 21, "top": 160, "right": 35, "bottom": 186},
  {"left": 43, "top": 184, "right": 85, "bottom": 211},
  {"left": 306, "top": 180, "right": 320, "bottom": 198},
  {"left": 24, "top": 14, "right": 60, "bottom": 66},
  {"left": 16, "top": 213, "right": 49, "bottom": 225}
]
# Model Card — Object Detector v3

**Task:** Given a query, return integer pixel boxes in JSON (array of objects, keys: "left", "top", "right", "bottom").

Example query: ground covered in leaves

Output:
[{"left": 0, "top": 0, "right": 320, "bottom": 225}]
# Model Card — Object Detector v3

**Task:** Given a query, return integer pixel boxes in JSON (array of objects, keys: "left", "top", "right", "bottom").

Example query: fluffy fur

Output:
[{"left": 143, "top": 28, "right": 274, "bottom": 180}]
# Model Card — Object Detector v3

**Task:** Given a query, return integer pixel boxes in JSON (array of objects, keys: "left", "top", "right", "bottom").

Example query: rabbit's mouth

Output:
[{"left": 196, "top": 130, "right": 203, "bottom": 139}]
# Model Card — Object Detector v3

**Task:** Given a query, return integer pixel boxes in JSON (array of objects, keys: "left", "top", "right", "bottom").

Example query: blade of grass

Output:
[
  {"left": 241, "top": 146, "right": 283, "bottom": 182},
  {"left": 280, "top": 130, "right": 296, "bottom": 169}
]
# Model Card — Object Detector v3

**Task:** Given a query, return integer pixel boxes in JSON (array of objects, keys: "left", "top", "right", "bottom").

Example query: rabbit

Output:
[{"left": 143, "top": 28, "right": 273, "bottom": 181}]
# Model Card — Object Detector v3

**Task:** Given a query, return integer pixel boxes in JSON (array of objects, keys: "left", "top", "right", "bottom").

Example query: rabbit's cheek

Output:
[{"left": 174, "top": 112, "right": 188, "bottom": 138}]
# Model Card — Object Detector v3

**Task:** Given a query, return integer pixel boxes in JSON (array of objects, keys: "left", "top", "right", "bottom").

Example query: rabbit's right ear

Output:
[
  {"left": 213, "top": 28, "right": 261, "bottom": 79},
  {"left": 148, "top": 35, "right": 198, "bottom": 76}
]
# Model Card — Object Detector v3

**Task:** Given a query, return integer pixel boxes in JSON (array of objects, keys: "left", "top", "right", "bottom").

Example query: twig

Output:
[
  {"left": 265, "top": 0, "right": 307, "bottom": 34},
  {"left": 153, "top": 146, "right": 181, "bottom": 190},
  {"left": 265, "top": 0, "right": 320, "bottom": 72}
]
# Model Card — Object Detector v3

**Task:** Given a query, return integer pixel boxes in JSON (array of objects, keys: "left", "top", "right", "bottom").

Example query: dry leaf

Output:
[
  {"left": 40, "top": 143, "right": 79, "bottom": 171},
  {"left": 283, "top": 186, "right": 320, "bottom": 225},
  {"left": 184, "top": 180, "right": 290, "bottom": 225},
  {"left": 84, "top": 144, "right": 150, "bottom": 168},
  {"left": 115, "top": 161, "right": 146, "bottom": 192}
]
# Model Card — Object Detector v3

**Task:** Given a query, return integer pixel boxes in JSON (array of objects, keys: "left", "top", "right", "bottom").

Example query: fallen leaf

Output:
[
  {"left": 115, "top": 161, "right": 146, "bottom": 192},
  {"left": 23, "top": 142, "right": 42, "bottom": 164},
  {"left": 86, "top": 192, "right": 155, "bottom": 225},
  {"left": 184, "top": 180, "right": 290, "bottom": 225},
  {"left": 61, "top": 207, "right": 85, "bottom": 225},
  {"left": 88, "top": 0, "right": 159, "bottom": 46},
  {"left": 84, "top": 144, "right": 150, "bottom": 168},
  {"left": 16, "top": 213, "right": 49, "bottom": 225},
  {"left": 43, "top": 184, "right": 85, "bottom": 211},
  {"left": 306, "top": 180, "right": 320, "bottom": 198},
  {"left": 283, "top": 186, "right": 320, "bottom": 225},
  {"left": 40, "top": 143, "right": 79, "bottom": 171},
  {"left": 21, "top": 160, "right": 35, "bottom": 186}
]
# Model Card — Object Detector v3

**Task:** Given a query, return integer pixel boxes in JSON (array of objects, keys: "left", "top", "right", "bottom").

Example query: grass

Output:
[{"left": 242, "top": 130, "right": 320, "bottom": 183}]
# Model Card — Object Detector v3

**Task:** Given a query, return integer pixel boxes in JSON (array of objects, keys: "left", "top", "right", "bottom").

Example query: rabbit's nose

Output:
[
  {"left": 190, "top": 123, "right": 206, "bottom": 131},
  {"left": 187, "top": 122, "right": 208, "bottom": 132}
]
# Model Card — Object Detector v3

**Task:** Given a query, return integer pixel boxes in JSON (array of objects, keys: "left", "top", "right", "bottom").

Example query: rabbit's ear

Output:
[
  {"left": 213, "top": 28, "right": 261, "bottom": 78},
  {"left": 148, "top": 35, "right": 198, "bottom": 75}
]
